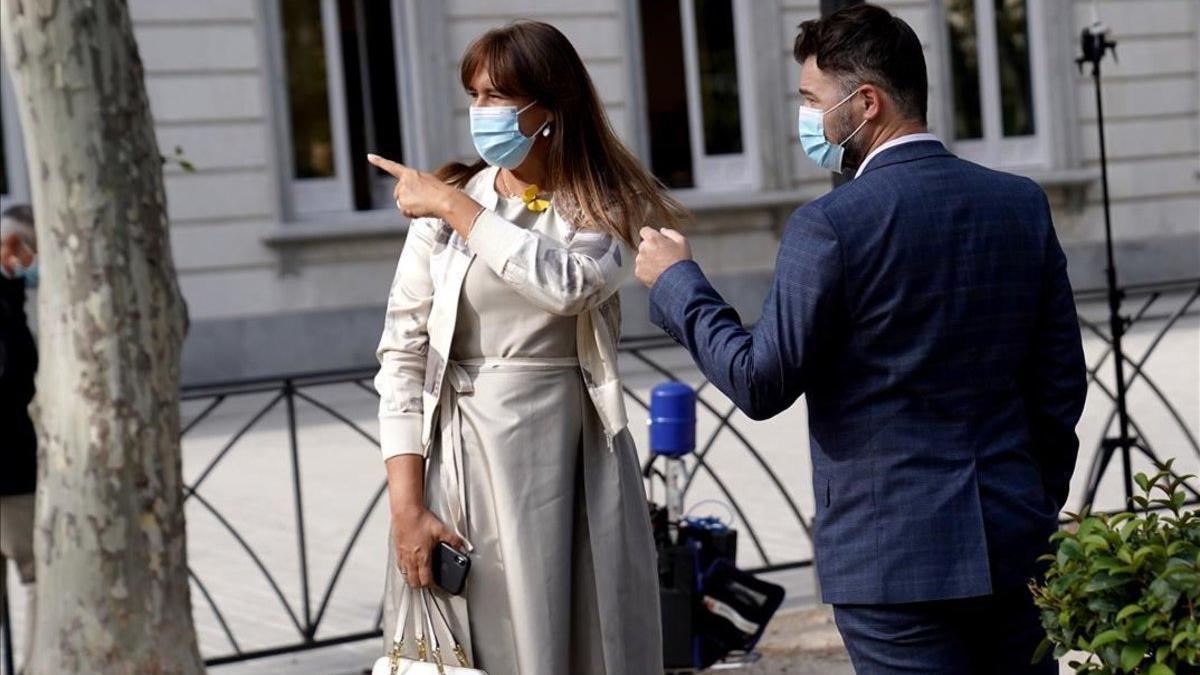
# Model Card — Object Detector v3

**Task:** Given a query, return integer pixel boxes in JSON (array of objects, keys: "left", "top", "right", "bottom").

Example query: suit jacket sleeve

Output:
[
  {"left": 1020, "top": 207, "right": 1088, "bottom": 509},
  {"left": 374, "top": 218, "right": 438, "bottom": 461},
  {"left": 648, "top": 205, "right": 844, "bottom": 420}
]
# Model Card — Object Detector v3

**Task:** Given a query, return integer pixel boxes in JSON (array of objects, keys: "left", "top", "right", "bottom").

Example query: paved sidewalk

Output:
[
  {"left": 744, "top": 607, "right": 854, "bottom": 675},
  {"left": 173, "top": 606, "right": 858, "bottom": 675}
]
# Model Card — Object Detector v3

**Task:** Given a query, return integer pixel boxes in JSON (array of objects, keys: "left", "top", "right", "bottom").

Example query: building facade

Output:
[{"left": 1, "top": 0, "right": 1197, "bottom": 383}]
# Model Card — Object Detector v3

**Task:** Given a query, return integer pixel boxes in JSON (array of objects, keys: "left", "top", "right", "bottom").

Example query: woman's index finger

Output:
[{"left": 366, "top": 153, "right": 408, "bottom": 177}]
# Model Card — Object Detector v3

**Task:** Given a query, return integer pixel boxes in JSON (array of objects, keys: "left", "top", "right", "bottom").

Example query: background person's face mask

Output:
[
  {"left": 470, "top": 100, "right": 548, "bottom": 170},
  {"left": 797, "top": 89, "right": 868, "bottom": 174},
  {"left": 0, "top": 260, "right": 38, "bottom": 288}
]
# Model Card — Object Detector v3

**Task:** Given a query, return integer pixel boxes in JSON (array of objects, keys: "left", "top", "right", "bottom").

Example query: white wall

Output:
[
  {"left": 131, "top": 0, "right": 404, "bottom": 329},
  {"left": 108, "top": 0, "right": 1199, "bottom": 379},
  {"left": 1056, "top": 0, "right": 1200, "bottom": 253}
]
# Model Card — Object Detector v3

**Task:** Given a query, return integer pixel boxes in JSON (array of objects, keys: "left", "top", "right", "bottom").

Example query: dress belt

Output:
[
  {"left": 454, "top": 355, "right": 580, "bottom": 370},
  {"left": 436, "top": 355, "right": 581, "bottom": 548}
]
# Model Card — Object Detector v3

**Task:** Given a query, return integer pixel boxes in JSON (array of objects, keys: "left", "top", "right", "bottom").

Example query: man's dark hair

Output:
[{"left": 794, "top": 3, "right": 928, "bottom": 124}]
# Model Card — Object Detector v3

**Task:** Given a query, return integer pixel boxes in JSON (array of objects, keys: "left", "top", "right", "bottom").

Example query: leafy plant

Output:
[{"left": 1030, "top": 460, "right": 1200, "bottom": 674}]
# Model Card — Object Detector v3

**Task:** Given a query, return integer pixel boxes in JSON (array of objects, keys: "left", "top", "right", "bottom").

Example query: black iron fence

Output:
[
  {"left": 1, "top": 278, "right": 1196, "bottom": 670},
  {"left": 1072, "top": 278, "right": 1200, "bottom": 508},
  {"left": 179, "top": 333, "right": 822, "bottom": 666}
]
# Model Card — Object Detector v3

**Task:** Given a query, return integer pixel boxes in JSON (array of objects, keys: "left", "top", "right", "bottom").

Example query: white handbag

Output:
[{"left": 372, "top": 587, "right": 487, "bottom": 675}]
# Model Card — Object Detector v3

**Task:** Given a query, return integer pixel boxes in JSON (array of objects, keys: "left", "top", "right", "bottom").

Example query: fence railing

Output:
[
  {"left": 1072, "top": 278, "right": 1200, "bottom": 507},
  {"left": 1, "top": 278, "right": 1196, "bottom": 670}
]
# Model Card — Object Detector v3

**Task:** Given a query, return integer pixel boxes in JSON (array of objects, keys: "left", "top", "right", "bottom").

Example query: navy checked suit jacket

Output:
[{"left": 649, "top": 141, "right": 1088, "bottom": 605}]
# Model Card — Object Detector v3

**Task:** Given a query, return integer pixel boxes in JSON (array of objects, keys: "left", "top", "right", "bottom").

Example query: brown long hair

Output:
[{"left": 436, "top": 21, "right": 686, "bottom": 245}]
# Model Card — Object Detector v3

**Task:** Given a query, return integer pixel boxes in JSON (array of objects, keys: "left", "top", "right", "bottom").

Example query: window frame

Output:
[
  {"left": 942, "top": 0, "right": 1053, "bottom": 170},
  {"left": 634, "top": 0, "right": 764, "bottom": 194},
  {"left": 0, "top": 49, "right": 30, "bottom": 211},
  {"left": 263, "top": 0, "right": 433, "bottom": 221}
]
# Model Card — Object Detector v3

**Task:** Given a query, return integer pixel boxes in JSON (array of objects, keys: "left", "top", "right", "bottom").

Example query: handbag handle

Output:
[
  {"left": 424, "top": 589, "right": 472, "bottom": 668},
  {"left": 387, "top": 586, "right": 411, "bottom": 656},
  {"left": 387, "top": 587, "right": 472, "bottom": 671},
  {"left": 419, "top": 590, "right": 448, "bottom": 671},
  {"left": 386, "top": 585, "right": 431, "bottom": 669}
]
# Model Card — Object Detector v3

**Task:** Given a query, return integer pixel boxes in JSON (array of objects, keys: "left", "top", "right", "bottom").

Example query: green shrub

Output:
[{"left": 1030, "top": 460, "right": 1200, "bottom": 674}]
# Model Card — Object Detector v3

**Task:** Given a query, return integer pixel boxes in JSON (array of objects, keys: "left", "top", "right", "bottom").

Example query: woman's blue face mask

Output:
[
  {"left": 469, "top": 100, "right": 549, "bottom": 170},
  {"left": 797, "top": 89, "right": 868, "bottom": 174}
]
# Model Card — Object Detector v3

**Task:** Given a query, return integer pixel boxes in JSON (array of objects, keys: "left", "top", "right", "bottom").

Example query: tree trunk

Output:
[{"left": 0, "top": 0, "right": 202, "bottom": 672}]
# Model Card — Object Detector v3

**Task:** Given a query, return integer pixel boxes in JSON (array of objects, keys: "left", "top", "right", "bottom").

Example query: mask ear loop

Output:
[
  {"left": 823, "top": 87, "right": 860, "bottom": 117},
  {"left": 829, "top": 88, "right": 869, "bottom": 146},
  {"left": 515, "top": 100, "right": 551, "bottom": 140},
  {"left": 839, "top": 115, "right": 870, "bottom": 146}
]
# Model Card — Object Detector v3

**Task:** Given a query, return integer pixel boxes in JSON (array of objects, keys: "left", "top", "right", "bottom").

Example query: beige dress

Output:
[{"left": 384, "top": 192, "right": 650, "bottom": 674}]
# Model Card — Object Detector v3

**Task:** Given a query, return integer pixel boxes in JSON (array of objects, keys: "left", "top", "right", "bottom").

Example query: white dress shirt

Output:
[{"left": 854, "top": 132, "right": 942, "bottom": 178}]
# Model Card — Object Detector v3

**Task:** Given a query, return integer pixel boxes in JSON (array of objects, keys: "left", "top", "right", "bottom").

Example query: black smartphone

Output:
[{"left": 432, "top": 542, "right": 471, "bottom": 595}]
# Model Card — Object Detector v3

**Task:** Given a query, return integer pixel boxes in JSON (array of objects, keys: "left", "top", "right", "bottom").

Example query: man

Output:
[
  {"left": 636, "top": 5, "right": 1086, "bottom": 673},
  {"left": 1, "top": 204, "right": 39, "bottom": 673}
]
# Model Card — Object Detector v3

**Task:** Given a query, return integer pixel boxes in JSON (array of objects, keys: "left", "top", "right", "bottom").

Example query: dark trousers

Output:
[{"left": 832, "top": 586, "right": 1056, "bottom": 675}]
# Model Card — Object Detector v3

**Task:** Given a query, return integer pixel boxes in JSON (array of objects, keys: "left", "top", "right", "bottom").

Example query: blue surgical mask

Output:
[
  {"left": 797, "top": 89, "right": 868, "bottom": 174},
  {"left": 1, "top": 260, "right": 38, "bottom": 288},
  {"left": 469, "top": 101, "right": 548, "bottom": 169}
]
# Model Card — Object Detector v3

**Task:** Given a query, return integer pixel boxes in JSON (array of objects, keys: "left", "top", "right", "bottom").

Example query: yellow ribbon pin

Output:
[{"left": 522, "top": 184, "right": 551, "bottom": 213}]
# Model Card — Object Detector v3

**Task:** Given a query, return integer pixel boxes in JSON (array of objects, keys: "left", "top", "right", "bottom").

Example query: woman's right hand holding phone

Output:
[
  {"left": 385, "top": 454, "right": 464, "bottom": 588},
  {"left": 391, "top": 504, "right": 464, "bottom": 588}
]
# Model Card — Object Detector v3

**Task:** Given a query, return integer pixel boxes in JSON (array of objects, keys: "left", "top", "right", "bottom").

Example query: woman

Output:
[{"left": 368, "top": 20, "right": 685, "bottom": 675}]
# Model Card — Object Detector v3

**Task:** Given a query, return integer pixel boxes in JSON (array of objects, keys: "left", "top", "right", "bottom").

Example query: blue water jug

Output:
[{"left": 649, "top": 381, "right": 696, "bottom": 458}]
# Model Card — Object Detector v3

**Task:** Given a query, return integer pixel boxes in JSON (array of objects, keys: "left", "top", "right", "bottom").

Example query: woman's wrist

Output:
[
  {"left": 434, "top": 182, "right": 458, "bottom": 218},
  {"left": 384, "top": 453, "right": 426, "bottom": 518},
  {"left": 435, "top": 184, "right": 465, "bottom": 218},
  {"left": 441, "top": 189, "right": 485, "bottom": 239},
  {"left": 390, "top": 499, "right": 425, "bottom": 520}
]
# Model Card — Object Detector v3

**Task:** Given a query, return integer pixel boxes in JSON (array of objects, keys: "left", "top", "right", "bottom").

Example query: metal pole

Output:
[
  {"left": 1076, "top": 23, "right": 1136, "bottom": 511},
  {"left": 284, "top": 380, "right": 314, "bottom": 638},
  {"left": 1, "top": 583, "right": 14, "bottom": 675},
  {"left": 1092, "top": 54, "right": 1136, "bottom": 510}
]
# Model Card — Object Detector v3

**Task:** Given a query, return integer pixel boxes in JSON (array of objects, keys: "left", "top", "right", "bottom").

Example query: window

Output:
[
  {"left": 1, "top": 96, "right": 8, "bottom": 199},
  {"left": 272, "top": 0, "right": 406, "bottom": 216},
  {"left": 944, "top": 0, "right": 1048, "bottom": 168},
  {"left": 637, "top": 0, "right": 760, "bottom": 191},
  {"left": 0, "top": 50, "right": 29, "bottom": 210}
]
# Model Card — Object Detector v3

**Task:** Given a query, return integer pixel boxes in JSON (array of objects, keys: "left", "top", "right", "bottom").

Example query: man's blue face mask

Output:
[
  {"left": 797, "top": 89, "right": 868, "bottom": 174},
  {"left": 469, "top": 100, "right": 549, "bottom": 170}
]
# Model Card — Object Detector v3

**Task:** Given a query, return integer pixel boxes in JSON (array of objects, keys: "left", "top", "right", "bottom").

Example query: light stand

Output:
[{"left": 1074, "top": 22, "right": 1140, "bottom": 512}]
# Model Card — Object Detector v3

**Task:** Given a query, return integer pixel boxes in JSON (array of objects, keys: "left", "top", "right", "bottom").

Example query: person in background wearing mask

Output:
[
  {"left": 635, "top": 4, "right": 1086, "bottom": 673},
  {"left": 365, "top": 20, "right": 686, "bottom": 675},
  {"left": 1, "top": 203, "right": 38, "bottom": 674}
]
